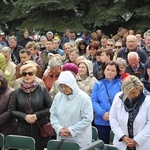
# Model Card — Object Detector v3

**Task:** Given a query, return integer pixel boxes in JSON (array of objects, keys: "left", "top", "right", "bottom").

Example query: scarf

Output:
[
  {"left": 123, "top": 92, "right": 145, "bottom": 150},
  {"left": 20, "top": 79, "right": 39, "bottom": 93}
]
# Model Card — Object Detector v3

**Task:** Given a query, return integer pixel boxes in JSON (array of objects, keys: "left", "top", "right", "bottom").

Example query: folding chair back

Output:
[
  {"left": 109, "top": 130, "right": 115, "bottom": 144},
  {"left": 105, "top": 144, "right": 118, "bottom": 150},
  {"left": 0, "top": 133, "right": 4, "bottom": 149},
  {"left": 47, "top": 139, "right": 80, "bottom": 150},
  {"left": 92, "top": 126, "right": 99, "bottom": 142},
  {"left": 5, "top": 135, "right": 35, "bottom": 150}
]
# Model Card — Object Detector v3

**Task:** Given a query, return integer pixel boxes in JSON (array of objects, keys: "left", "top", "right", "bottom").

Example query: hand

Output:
[
  {"left": 122, "top": 136, "right": 137, "bottom": 147},
  {"left": 103, "top": 112, "right": 109, "bottom": 121},
  {"left": 59, "top": 128, "right": 71, "bottom": 137},
  {"left": 25, "top": 114, "right": 37, "bottom": 124}
]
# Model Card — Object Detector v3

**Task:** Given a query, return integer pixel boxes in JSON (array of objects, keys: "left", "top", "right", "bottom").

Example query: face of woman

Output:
[
  {"left": 79, "top": 44, "right": 86, "bottom": 50},
  {"left": 64, "top": 45, "right": 71, "bottom": 55},
  {"left": 78, "top": 63, "right": 88, "bottom": 78},
  {"left": 128, "top": 88, "right": 140, "bottom": 100},
  {"left": 104, "top": 65, "right": 117, "bottom": 81},
  {"left": 119, "top": 65, "right": 126, "bottom": 74},
  {"left": 89, "top": 47, "right": 96, "bottom": 56},
  {"left": 60, "top": 84, "right": 73, "bottom": 95},
  {"left": 22, "top": 68, "right": 36, "bottom": 83}
]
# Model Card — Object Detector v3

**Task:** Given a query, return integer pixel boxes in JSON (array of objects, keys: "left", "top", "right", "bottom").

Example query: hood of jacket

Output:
[
  {"left": 0, "top": 69, "right": 8, "bottom": 94},
  {"left": 78, "top": 59, "right": 94, "bottom": 77},
  {"left": 0, "top": 53, "right": 6, "bottom": 72},
  {"left": 58, "top": 71, "right": 79, "bottom": 94}
]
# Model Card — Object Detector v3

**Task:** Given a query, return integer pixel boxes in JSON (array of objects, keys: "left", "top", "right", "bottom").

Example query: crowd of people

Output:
[{"left": 0, "top": 27, "right": 150, "bottom": 150}]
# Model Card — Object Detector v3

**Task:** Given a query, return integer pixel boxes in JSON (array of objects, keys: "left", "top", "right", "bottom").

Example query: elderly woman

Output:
[
  {"left": 76, "top": 59, "right": 97, "bottom": 96},
  {"left": 0, "top": 69, "right": 16, "bottom": 137},
  {"left": 43, "top": 56, "right": 62, "bottom": 91},
  {"left": 110, "top": 75, "right": 150, "bottom": 150},
  {"left": 91, "top": 61, "right": 121, "bottom": 144},
  {"left": 11, "top": 62, "right": 52, "bottom": 150},
  {"left": 50, "top": 71, "right": 93, "bottom": 148},
  {"left": 50, "top": 63, "right": 78, "bottom": 100},
  {"left": 116, "top": 57, "right": 130, "bottom": 81}
]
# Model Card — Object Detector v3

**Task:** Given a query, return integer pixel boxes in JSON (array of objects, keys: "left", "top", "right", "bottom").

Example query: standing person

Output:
[
  {"left": 115, "top": 58, "right": 130, "bottom": 81},
  {"left": 11, "top": 62, "right": 52, "bottom": 150},
  {"left": 16, "top": 49, "right": 42, "bottom": 79},
  {"left": 25, "top": 41, "right": 43, "bottom": 70},
  {"left": 87, "top": 42, "right": 99, "bottom": 63},
  {"left": 43, "top": 56, "right": 62, "bottom": 91},
  {"left": 76, "top": 59, "right": 97, "bottom": 96},
  {"left": 93, "top": 50, "right": 104, "bottom": 80},
  {"left": 91, "top": 61, "right": 121, "bottom": 144},
  {"left": 117, "top": 35, "right": 147, "bottom": 64},
  {"left": 50, "top": 63, "right": 78, "bottom": 100},
  {"left": 18, "top": 29, "right": 33, "bottom": 48},
  {"left": 0, "top": 53, "right": 12, "bottom": 86},
  {"left": 50, "top": 71, "right": 93, "bottom": 148},
  {"left": 77, "top": 40, "right": 88, "bottom": 56},
  {"left": 0, "top": 69, "right": 16, "bottom": 138},
  {"left": 126, "top": 52, "right": 145, "bottom": 79},
  {"left": 110, "top": 75, "right": 150, "bottom": 150},
  {"left": 8, "top": 35, "right": 23, "bottom": 64},
  {"left": 61, "top": 43, "right": 74, "bottom": 63},
  {"left": 0, "top": 46, "right": 16, "bottom": 84}
]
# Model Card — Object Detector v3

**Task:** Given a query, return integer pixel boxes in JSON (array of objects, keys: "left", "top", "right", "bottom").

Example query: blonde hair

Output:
[
  {"left": 122, "top": 75, "right": 144, "bottom": 101},
  {"left": 20, "top": 61, "right": 37, "bottom": 74}
]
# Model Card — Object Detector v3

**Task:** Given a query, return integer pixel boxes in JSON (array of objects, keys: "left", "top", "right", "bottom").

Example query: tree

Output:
[{"left": 1, "top": 0, "right": 150, "bottom": 36}]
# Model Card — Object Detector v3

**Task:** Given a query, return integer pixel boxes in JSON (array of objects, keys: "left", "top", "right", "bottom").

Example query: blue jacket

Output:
[{"left": 91, "top": 78, "right": 121, "bottom": 126}]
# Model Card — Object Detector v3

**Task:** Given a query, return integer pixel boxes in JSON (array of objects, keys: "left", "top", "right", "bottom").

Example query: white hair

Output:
[{"left": 127, "top": 52, "right": 139, "bottom": 60}]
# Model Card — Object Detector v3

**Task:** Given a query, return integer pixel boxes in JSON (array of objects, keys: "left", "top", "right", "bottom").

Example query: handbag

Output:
[
  {"left": 25, "top": 95, "right": 54, "bottom": 138},
  {"left": 40, "top": 123, "right": 54, "bottom": 138}
]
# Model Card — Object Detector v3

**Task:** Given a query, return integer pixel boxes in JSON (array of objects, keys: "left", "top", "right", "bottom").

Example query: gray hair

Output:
[
  {"left": 116, "top": 57, "right": 127, "bottom": 67},
  {"left": 0, "top": 46, "right": 11, "bottom": 53},
  {"left": 122, "top": 75, "right": 144, "bottom": 101},
  {"left": 8, "top": 35, "right": 17, "bottom": 41},
  {"left": 48, "top": 56, "right": 62, "bottom": 67}
]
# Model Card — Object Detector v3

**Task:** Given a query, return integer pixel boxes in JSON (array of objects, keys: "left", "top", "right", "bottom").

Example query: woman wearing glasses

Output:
[{"left": 11, "top": 62, "right": 52, "bottom": 150}]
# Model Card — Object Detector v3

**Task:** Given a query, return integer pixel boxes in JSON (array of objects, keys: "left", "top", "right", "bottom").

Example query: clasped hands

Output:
[
  {"left": 122, "top": 136, "right": 137, "bottom": 148},
  {"left": 59, "top": 127, "right": 71, "bottom": 137},
  {"left": 25, "top": 114, "right": 37, "bottom": 124}
]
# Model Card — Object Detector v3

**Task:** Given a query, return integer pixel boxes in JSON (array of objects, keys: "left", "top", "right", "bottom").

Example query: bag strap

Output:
[
  {"left": 25, "top": 95, "right": 42, "bottom": 129},
  {"left": 25, "top": 94, "right": 33, "bottom": 114},
  {"left": 55, "top": 139, "right": 64, "bottom": 150},
  {"left": 103, "top": 82, "right": 112, "bottom": 105}
]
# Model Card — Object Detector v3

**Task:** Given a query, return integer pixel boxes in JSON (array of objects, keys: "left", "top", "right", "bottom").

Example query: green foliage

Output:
[{"left": 1, "top": 0, "right": 150, "bottom": 35}]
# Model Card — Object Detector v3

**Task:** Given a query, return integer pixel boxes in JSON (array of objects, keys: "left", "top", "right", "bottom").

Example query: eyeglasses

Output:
[
  {"left": 115, "top": 46, "right": 122, "bottom": 49},
  {"left": 22, "top": 72, "right": 34, "bottom": 76},
  {"left": 107, "top": 44, "right": 113, "bottom": 47}
]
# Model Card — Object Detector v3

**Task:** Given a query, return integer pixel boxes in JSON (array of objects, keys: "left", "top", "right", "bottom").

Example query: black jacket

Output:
[
  {"left": 117, "top": 47, "right": 147, "bottom": 64},
  {"left": 11, "top": 85, "right": 52, "bottom": 150},
  {"left": 126, "top": 62, "right": 145, "bottom": 79}
]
